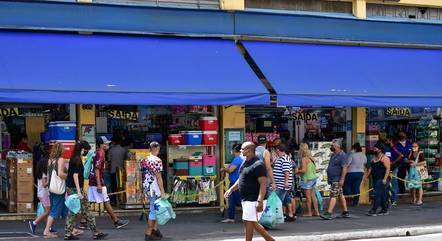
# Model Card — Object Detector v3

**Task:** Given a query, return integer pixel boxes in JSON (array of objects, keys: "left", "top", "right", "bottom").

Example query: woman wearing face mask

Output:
[
  {"left": 64, "top": 141, "right": 107, "bottom": 240},
  {"left": 365, "top": 141, "right": 391, "bottom": 216},
  {"left": 344, "top": 143, "right": 367, "bottom": 206},
  {"left": 220, "top": 144, "right": 244, "bottom": 223},
  {"left": 407, "top": 143, "right": 426, "bottom": 206}
]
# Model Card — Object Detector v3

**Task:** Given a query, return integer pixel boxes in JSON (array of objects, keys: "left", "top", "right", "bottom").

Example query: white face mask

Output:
[{"left": 239, "top": 154, "right": 246, "bottom": 161}]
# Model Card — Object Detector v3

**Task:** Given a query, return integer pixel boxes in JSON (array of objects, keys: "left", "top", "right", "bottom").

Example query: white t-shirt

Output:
[
  {"left": 140, "top": 155, "right": 163, "bottom": 197},
  {"left": 37, "top": 174, "right": 49, "bottom": 198}
]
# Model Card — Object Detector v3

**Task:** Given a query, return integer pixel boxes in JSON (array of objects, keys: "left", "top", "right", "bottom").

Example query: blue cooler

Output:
[
  {"left": 182, "top": 131, "right": 203, "bottom": 145},
  {"left": 48, "top": 121, "right": 77, "bottom": 140}
]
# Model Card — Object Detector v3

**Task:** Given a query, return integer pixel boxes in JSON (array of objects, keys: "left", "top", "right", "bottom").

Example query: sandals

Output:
[
  {"left": 44, "top": 233, "right": 58, "bottom": 239},
  {"left": 93, "top": 232, "right": 108, "bottom": 240},
  {"left": 64, "top": 235, "right": 79, "bottom": 240}
]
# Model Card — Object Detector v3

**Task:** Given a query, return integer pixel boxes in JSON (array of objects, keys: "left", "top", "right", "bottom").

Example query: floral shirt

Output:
[
  {"left": 89, "top": 149, "right": 105, "bottom": 187},
  {"left": 140, "top": 155, "right": 163, "bottom": 197}
]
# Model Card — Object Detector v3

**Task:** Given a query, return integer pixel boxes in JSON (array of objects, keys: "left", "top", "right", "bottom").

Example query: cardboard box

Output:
[
  {"left": 8, "top": 200, "right": 16, "bottom": 213},
  {"left": 17, "top": 202, "right": 33, "bottom": 213}
]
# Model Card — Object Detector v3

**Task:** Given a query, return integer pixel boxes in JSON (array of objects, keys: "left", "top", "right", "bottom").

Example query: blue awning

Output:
[
  {"left": 243, "top": 40, "right": 442, "bottom": 107},
  {"left": 0, "top": 31, "right": 269, "bottom": 105}
]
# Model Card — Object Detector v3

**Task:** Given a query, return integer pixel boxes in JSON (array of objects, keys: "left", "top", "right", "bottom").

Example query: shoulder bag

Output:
[
  {"left": 415, "top": 151, "right": 429, "bottom": 180},
  {"left": 49, "top": 159, "right": 66, "bottom": 194}
]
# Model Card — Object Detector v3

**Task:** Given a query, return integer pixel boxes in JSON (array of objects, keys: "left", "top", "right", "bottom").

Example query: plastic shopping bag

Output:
[
  {"left": 259, "top": 192, "right": 283, "bottom": 228},
  {"left": 315, "top": 188, "right": 323, "bottom": 212},
  {"left": 36, "top": 202, "right": 45, "bottom": 217},
  {"left": 64, "top": 194, "right": 81, "bottom": 215},
  {"left": 154, "top": 197, "right": 176, "bottom": 225},
  {"left": 83, "top": 150, "right": 95, "bottom": 179}
]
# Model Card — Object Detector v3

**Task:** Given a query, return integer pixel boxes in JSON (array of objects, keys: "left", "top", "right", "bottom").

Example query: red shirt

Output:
[
  {"left": 17, "top": 141, "right": 31, "bottom": 152},
  {"left": 88, "top": 149, "right": 105, "bottom": 187}
]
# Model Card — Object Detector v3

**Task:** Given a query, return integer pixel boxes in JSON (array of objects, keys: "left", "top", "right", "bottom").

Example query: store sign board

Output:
[
  {"left": 385, "top": 108, "right": 411, "bottom": 117},
  {"left": 107, "top": 110, "right": 138, "bottom": 121},
  {"left": 0, "top": 108, "right": 19, "bottom": 117},
  {"left": 292, "top": 113, "right": 319, "bottom": 121}
]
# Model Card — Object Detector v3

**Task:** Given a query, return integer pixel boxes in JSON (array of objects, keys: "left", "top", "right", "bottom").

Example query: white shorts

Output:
[
  {"left": 88, "top": 186, "right": 110, "bottom": 203},
  {"left": 241, "top": 201, "right": 266, "bottom": 222}
]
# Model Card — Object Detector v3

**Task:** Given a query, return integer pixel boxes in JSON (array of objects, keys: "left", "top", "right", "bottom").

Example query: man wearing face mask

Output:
[
  {"left": 395, "top": 132, "right": 413, "bottom": 194},
  {"left": 320, "top": 139, "right": 350, "bottom": 220},
  {"left": 384, "top": 137, "right": 403, "bottom": 206}
]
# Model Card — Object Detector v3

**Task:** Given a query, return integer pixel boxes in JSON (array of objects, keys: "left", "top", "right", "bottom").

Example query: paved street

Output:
[
  {"left": 1, "top": 202, "right": 442, "bottom": 241},
  {"left": 357, "top": 233, "right": 442, "bottom": 241}
]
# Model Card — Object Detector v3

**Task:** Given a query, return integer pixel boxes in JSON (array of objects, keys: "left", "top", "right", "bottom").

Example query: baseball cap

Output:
[
  {"left": 96, "top": 136, "right": 111, "bottom": 146},
  {"left": 257, "top": 135, "right": 267, "bottom": 144}
]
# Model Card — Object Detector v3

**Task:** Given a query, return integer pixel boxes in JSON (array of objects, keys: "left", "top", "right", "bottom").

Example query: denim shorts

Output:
[
  {"left": 149, "top": 195, "right": 157, "bottom": 221},
  {"left": 49, "top": 192, "right": 65, "bottom": 219},
  {"left": 275, "top": 188, "right": 292, "bottom": 206},
  {"left": 300, "top": 178, "right": 317, "bottom": 190}
]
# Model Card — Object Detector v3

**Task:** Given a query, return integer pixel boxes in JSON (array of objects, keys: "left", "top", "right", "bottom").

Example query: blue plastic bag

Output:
[
  {"left": 259, "top": 192, "right": 283, "bottom": 228},
  {"left": 36, "top": 202, "right": 45, "bottom": 217},
  {"left": 83, "top": 150, "right": 95, "bottom": 179},
  {"left": 315, "top": 188, "right": 323, "bottom": 211},
  {"left": 154, "top": 198, "right": 176, "bottom": 225},
  {"left": 64, "top": 194, "right": 81, "bottom": 215}
]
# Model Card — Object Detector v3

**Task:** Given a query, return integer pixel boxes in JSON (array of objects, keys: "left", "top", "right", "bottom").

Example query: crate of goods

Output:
[
  {"left": 189, "top": 156, "right": 203, "bottom": 176},
  {"left": 174, "top": 158, "right": 189, "bottom": 176},
  {"left": 168, "top": 134, "right": 184, "bottom": 145},
  {"left": 48, "top": 121, "right": 77, "bottom": 140},
  {"left": 128, "top": 149, "right": 150, "bottom": 161},
  {"left": 182, "top": 131, "right": 203, "bottom": 145},
  {"left": 202, "top": 155, "right": 216, "bottom": 176},
  {"left": 202, "top": 131, "right": 218, "bottom": 145},
  {"left": 199, "top": 117, "right": 218, "bottom": 131},
  {"left": 17, "top": 179, "right": 34, "bottom": 202},
  {"left": 125, "top": 161, "right": 139, "bottom": 182},
  {"left": 16, "top": 158, "right": 33, "bottom": 180},
  {"left": 49, "top": 141, "right": 75, "bottom": 159},
  {"left": 17, "top": 202, "right": 33, "bottom": 213}
]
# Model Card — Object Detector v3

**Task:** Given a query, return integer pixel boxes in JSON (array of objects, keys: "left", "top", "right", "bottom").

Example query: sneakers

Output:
[
  {"left": 320, "top": 212, "right": 334, "bottom": 220},
  {"left": 367, "top": 210, "right": 377, "bottom": 216},
  {"left": 378, "top": 210, "right": 390, "bottom": 216},
  {"left": 28, "top": 221, "right": 36, "bottom": 235},
  {"left": 391, "top": 201, "right": 397, "bottom": 207},
  {"left": 93, "top": 232, "right": 108, "bottom": 240},
  {"left": 145, "top": 234, "right": 162, "bottom": 240},
  {"left": 114, "top": 219, "right": 129, "bottom": 229},
  {"left": 154, "top": 229, "right": 163, "bottom": 239},
  {"left": 340, "top": 211, "right": 350, "bottom": 218},
  {"left": 220, "top": 219, "right": 235, "bottom": 223},
  {"left": 284, "top": 216, "right": 296, "bottom": 222},
  {"left": 64, "top": 235, "right": 80, "bottom": 240}
]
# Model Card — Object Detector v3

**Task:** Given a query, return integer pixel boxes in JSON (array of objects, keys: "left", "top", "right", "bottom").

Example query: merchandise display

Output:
[
  {"left": 171, "top": 176, "right": 217, "bottom": 205},
  {"left": 310, "top": 141, "right": 333, "bottom": 196},
  {"left": 119, "top": 149, "right": 149, "bottom": 209}
]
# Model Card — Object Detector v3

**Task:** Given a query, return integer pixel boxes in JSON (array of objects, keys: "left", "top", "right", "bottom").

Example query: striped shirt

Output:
[{"left": 273, "top": 154, "right": 293, "bottom": 190}]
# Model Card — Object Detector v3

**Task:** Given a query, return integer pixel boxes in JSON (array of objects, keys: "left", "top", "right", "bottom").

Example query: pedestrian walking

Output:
[
  {"left": 384, "top": 137, "right": 403, "bottom": 207},
  {"left": 407, "top": 142, "right": 426, "bottom": 206},
  {"left": 366, "top": 141, "right": 391, "bottom": 216},
  {"left": 141, "top": 141, "right": 167, "bottom": 241},
  {"left": 224, "top": 142, "right": 274, "bottom": 241},
  {"left": 29, "top": 158, "right": 52, "bottom": 234},
  {"left": 43, "top": 142, "right": 67, "bottom": 238},
  {"left": 297, "top": 143, "right": 320, "bottom": 217},
  {"left": 88, "top": 136, "right": 129, "bottom": 229},
  {"left": 220, "top": 144, "right": 244, "bottom": 223},
  {"left": 344, "top": 143, "right": 367, "bottom": 206},
  {"left": 64, "top": 141, "right": 107, "bottom": 240},
  {"left": 270, "top": 138, "right": 282, "bottom": 165},
  {"left": 273, "top": 144, "right": 295, "bottom": 222},
  {"left": 320, "top": 139, "right": 350, "bottom": 220},
  {"left": 395, "top": 132, "right": 413, "bottom": 194},
  {"left": 255, "top": 135, "right": 276, "bottom": 191},
  {"left": 108, "top": 136, "right": 128, "bottom": 206}
]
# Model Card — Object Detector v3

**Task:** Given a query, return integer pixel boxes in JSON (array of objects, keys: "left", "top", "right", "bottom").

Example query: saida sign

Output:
[
  {"left": 107, "top": 110, "right": 138, "bottom": 121},
  {"left": 291, "top": 112, "right": 319, "bottom": 121},
  {"left": 385, "top": 108, "right": 411, "bottom": 117},
  {"left": 0, "top": 108, "right": 19, "bottom": 117}
]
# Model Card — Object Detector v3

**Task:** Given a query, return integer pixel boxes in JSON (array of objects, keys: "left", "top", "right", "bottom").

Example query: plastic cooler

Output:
[
  {"left": 202, "top": 155, "right": 216, "bottom": 176},
  {"left": 182, "top": 131, "right": 203, "bottom": 145},
  {"left": 48, "top": 121, "right": 76, "bottom": 140},
  {"left": 202, "top": 131, "right": 218, "bottom": 145},
  {"left": 189, "top": 156, "right": 203, "bottom": 176},
  {"left": 199, "top": 117, "right": 218, "bottom": 131},
  {"left": 174, "top": 158, "right": 189, "bottom": 176},
  {"left": 168, "top": 134, "right": 184, "bottom": 145},
  {"left": 49, "top": 141, "right": 75, "bottom": 159}
]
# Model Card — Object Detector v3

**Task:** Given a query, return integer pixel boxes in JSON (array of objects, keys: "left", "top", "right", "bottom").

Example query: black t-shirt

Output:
[
  {"left": 66, "top": 156, "right": 85, "bottom": 189},
  {"left": 238, "top": 157, "right": 267, "bottom": 201}
]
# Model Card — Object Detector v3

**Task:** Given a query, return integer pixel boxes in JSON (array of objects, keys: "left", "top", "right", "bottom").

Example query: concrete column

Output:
[
  {"left": 220, "top": 0, "right": 245, "bottom": 10},
  {"left": 352, "top": 107, "right": 369, "bottom": 204},
  {"left": 352, "top": 0, "right": 367, "bottom": 19}
]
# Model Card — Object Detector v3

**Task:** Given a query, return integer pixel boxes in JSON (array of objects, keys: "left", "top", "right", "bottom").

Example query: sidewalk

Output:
[{"left": 1, "top": 202, "right": 442, "bottom": 241}]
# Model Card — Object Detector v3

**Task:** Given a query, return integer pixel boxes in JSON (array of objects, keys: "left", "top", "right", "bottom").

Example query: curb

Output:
[{"left": 220, "top": 225, "right": 442, "bottom": 241}]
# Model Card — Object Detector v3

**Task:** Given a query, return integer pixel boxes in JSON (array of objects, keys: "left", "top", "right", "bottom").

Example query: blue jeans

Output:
[
  {"left": 372, "top": 178, "right": 389, "bottom": 212},
  {"left": 275, "top": 188, "right": 291, "bottom": 206},
  {"left": 149, "top": 195, "right": 157, "bottom": 221},
  {"left": 227, "top": 186, "right": 241, "bottom": 219},
  {"left": 343, "top": 172, "right": 364, "bottom": 206},
  {"left": 390, "top": 169, "right": 399, "bottom": 203}
]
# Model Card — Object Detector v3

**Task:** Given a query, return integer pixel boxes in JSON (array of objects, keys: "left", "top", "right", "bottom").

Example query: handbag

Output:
[
  {"left": 414, "top": 152, "right": 429, "bottom": 180},
  {"left": 49, "top": 160, "right": 66, "bottom": 195}
]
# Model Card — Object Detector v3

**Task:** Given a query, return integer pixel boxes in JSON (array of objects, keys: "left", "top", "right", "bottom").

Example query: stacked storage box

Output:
[
  {"left": 48, "top": 121, "right": 76, "bottom": 159},
  {"left": 174, "top": 158, "right": 189, "bottom": 176},
  {"left": 6, "top": 151, "right": 34, "bottom": 213},
  {"left": 182, "top": 131, "right": 203, "bottom": 145},
  {"left": 189, "top": 155, "right": 203, "bottom": 176},
  {"left": 200, "top": 117, "right": 218, "bottom": 145},
  {"left": 202, "top": 155, "right": 216, "bottom": 176}
]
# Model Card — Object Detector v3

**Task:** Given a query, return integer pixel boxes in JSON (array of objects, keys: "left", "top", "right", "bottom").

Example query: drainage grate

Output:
[{"left": 0, "top": 232, "right": 35, "bottom": 239}]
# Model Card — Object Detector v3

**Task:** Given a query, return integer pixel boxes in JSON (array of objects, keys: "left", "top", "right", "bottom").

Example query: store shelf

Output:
[{"left": 174, "top": 175, "right": 217, "bottom": 181}]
